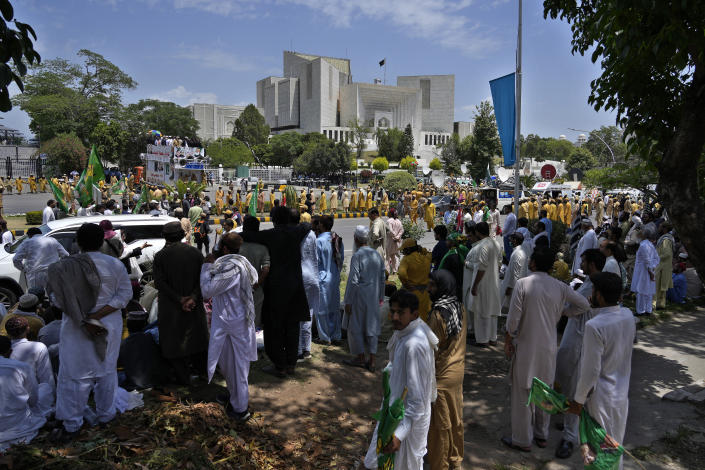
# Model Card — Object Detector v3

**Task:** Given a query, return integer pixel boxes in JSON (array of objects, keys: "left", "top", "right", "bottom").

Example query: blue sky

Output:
[{"left": 4, "top": 0, "right": 615, "bottom": 140}]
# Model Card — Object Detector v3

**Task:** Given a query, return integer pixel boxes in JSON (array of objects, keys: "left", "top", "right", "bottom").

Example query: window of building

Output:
[
  {"left": 334, "top": 130, "right": 338, "bottom": 141},
  {"left": 424, "top": 134, "right": 428, "bottom": 145},
  {"left": 420, "top": 79, "right": 431, "bottom": 109},
  {"left": 433, "top": 135, "right": 437, "bottom": 145}
]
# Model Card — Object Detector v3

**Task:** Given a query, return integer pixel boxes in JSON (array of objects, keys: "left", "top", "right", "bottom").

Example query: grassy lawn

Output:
[{"left": 5, "top": 215, "right": 29, "bottom": 232}]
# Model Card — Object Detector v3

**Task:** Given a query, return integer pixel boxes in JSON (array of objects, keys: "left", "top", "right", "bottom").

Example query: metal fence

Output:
[{"left": 0, "top": 146, "right": 46, "bottom": 178}]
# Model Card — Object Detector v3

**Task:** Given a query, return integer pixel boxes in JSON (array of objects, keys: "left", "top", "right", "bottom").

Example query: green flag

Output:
[
  {"left": 48, "top": 179, "right": 69, "bottom": 214},
  {"left": 133, "top": 184, "right": 149, "bottom": 214},
  {"left": 75, "top": 145, "right": 106, "bottom": 207},
  {"left": 87, "top": 145, "right": 106, "bottom": 182},
  {"left": 248, "top": 181, "right": 258, "bottom": 217},
  {"left": 75, "top": 168, "right": 92, "bottom": 207}
]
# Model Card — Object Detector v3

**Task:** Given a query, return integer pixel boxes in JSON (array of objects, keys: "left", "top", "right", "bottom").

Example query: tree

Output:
[
  {"left": 347, "top": 118, "right": 370, "bottom": 161},
  {"left": 372, "top": 156, "right": 389, "bottom": 173},
  {"left": 206, "top": 137, "right": 254, "bottom": 168},
  {"left": 125, "top": 99, "right": 199, "bottom": 138},
  {"left": 232, "top": 104, "right": 269, "bottom": 147},
  {"left": 399, "top": 156, "right": 417, "bottom": 172},
  {"left": 40, "top": 133, "right": 87, "bottom": 175},
  {"left": 439, "top": 134, "right": 462, "bottom": 174},
  {"left": 90, "top": 121, "right": 128, "bottom": 166},
  {"left": 383, "top": 170, "right": 417, "bottom": 194},
  {"left": 15, "top": 49, "right": 137, "bottom": 143},
  {"left": 295, "top": 139, "right": 350, "bottom": 177},
  {"left": 269, "top": 132, "right": 305, "bottom": 166},
  {"left": 429, "top": 157, "right": 443, "bottom": 171},
  {"left": 376, "top": 128, "right": 405, "bottom": 162},
  {"left": 583, "top": 125, "right": 627, "bottom": 165},
  {"left": 583, "top": 161, "right": 659, "bottom": 199},
  {"left": 566, "top": 146, "right": 597, "bottom": 173},
  {"left": 544, "top": 0, "right": 705, "bottom": 283},
  {"left": 543, "top": 138, "right": 574, "bottom": 162},
  {"left": 400, "top": 124, "right": 415, "bottom": 157},
  {"left": 468, "top": 101, "right": 502, "bottom": 183},
  {"left": 0, "top": 1, "right": 41, "bottom": 111}
]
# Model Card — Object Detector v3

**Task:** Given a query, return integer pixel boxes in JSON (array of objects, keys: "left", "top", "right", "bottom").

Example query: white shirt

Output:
[
  {"left": 572, "top": 229, "right": 598, "bottom": 274},
  {"left": 2, "top": 230, "right": 13, "bottom": 245},
  {"left": 603, "top": 256, "right": 621, "bottom": 276},
  {"left": 13, "top": 236, "right": 69, "bottom": 277},
  {"left": 56, "top": 251, "right": 132, "bottom": 379},
  {"left": 104, "top": 209, "right": 113, "bottom": 215},
  {"left": 0, "top": 357, "right": 46, "bottom": 450},
  {"left": 42, "top": 206, "right": 55, "bottom": 225},
  {"left": 364, "top": 318, "right": 438, "bottom": 470},
  {"left": 301, "top": 230, "right": 320, "bottom": 314},
  {"left": 10, "top": 338, "right": 55, "bottom": 392}
]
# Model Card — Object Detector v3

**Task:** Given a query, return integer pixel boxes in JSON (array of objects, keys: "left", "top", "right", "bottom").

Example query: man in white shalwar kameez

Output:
[
  {"left": 554, "top": 249, "right": 605, "bottom": 459},
  {"left": 13, "top": 227, "right": 69, "bottom": 291},
  {"left": 466, "top": 222, "right": 502, "bottom": 346},
  {"left": 0, "top": 336, "right": 47, "bottom": 451},
  {"left": 201, "top": 233, "right": 258, "bottom": 422},
  {"left": 500, "top": 233, "right": 528, "bottom": 314},
  {"left": 299, "top": 217, "right": 320, "bottom": 353},
  {"left": 364, "top": 290, "right": 438, "bottom": 470},
  {"left": 343, "top": 226, "right": 385, "bottom": 371},
  {"left": 569, "top": 272, "right": 635, "bottom": 470},
  {"left": 47, "top": 223, "right": 132, "bottom": 442},
  {"left": 572, "top": 219, "right": 598, "bottom": 275},
  {"left": 502, "top": 247, "right": 590, "bottom": 452},
  {"left": 631, "top": 228, "right": 660, "bottom": 315},
  {"left": 368, "top": 208, "right": 387, "bottom": 261},
  {"left": 6, "top": 316, "right": 55, "bottom": 416}
]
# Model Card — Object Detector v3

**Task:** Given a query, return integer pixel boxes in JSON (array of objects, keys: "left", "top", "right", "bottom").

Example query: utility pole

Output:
[{"left": 513, "top": 0, "right": 522, "bottom": 215}]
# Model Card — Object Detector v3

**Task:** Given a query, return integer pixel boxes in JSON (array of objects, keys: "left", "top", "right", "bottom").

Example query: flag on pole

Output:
[
  {"left": 133, "top": 184, "right": 149, "bottom": 214},
  {"left": 379, "top": 58, "right": 385, "bottom": 67},
  {"left": 489, "top": 73, "right": 517, "bottom": 166},
  {"left": 75, "top": 145, "right": 107, "bottom": 207},
  {"left": 48, "top": 179, "right": 69, "bottom": 213},
  {"left": 87, "top": 145, "right": 106, "bottom": 182},
  {"left": 248, "top": 180, "right": 258, "bottom": 217}
]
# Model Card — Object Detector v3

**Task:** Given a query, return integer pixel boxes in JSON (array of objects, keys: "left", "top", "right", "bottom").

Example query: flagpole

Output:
[{"left": 513, "top": 0, "right": 522, "bottom": 216}]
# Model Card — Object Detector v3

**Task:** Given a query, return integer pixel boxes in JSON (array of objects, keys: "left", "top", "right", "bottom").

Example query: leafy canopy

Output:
[
  {"left": 383, "top": 170, "right": 417, "bottom": 194},
  {"left": 0, "top": 0, "right": 41, "bottom": 111},
  {"left": 372, "top": 156, "right": 389, "bottom": 172},
  {"left": 40, "top": 133, "right": 87, "bottom": 175},
  {"left": 206, "top": 137, "right": 254, "bottom": 168},
  {"left": 232, "top": 104, "right": 269, "bottom": 146}
]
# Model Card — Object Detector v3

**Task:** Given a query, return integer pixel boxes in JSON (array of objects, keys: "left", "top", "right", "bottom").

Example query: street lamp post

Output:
[{"left": 568, "top": 127, "right": 615, "bottom": 164}]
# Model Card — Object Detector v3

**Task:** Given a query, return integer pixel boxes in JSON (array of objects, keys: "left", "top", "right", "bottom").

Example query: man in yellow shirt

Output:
[
  {"left": 519, "top": 199, "right": 529, "bottom": 219},
  {"left": 15, "top": 177, "right": 23, "bottom": 194},
  {"left": 398, "top": 238, "right": 432, "bottom": 322},
  {"left": 318, "top": 190, "right": 328, "bottom": 214},
  {"left": 410, "top": 196, "right": 419, "bottom": 223},
  {"left": 423, "top": 198, "right": 436, "bottom": 231},
  {"left": 529, "top": 198, "right": 538, "bottom": 219},
  {"left": 28, "top": 175, "right": 37, "bottom": 193}
]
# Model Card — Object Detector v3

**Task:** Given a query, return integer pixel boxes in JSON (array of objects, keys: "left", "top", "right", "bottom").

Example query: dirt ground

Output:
[{"left": 2, "top": 300, "right": 704, "bottom": 469}]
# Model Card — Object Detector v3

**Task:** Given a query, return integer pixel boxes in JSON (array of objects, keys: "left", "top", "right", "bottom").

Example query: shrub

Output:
[
  {"left": 26, "top": 211, "right": 42, "bottom": 225},
  {"left": 383, "top": 171, "right": 417, "bottom": 194},
  {"left": 429, "top": 157, "right": 442, "bottom": 171},
  {"left": 372, "top": 156, "right": 389, "bottom": 172}
]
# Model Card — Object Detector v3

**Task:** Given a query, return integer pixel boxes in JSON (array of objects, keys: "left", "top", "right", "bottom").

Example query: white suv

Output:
[{"left": 0, "top": 214, "right": 177, "bottom": 307}]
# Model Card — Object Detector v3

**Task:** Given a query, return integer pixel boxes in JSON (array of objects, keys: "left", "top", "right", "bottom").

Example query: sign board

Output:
[
  {"left": 532, "top": 181, "right": 551, "bottom": 191},
  {"left": 541, "top": 164, "right": 557, "bottom": 180}
]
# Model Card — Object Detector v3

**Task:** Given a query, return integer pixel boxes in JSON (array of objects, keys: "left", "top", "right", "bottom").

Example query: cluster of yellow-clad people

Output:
[{"left": 0, "top": 175, "right": 50, "bottom": 195}]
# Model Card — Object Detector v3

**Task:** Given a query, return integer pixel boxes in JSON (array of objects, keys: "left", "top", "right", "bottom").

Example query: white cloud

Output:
[
  {"left": 152, "top": 85, "right": 217, "bottom": 105},
  {"left": 173, "top": 45, "right": 259, "bottom": 72}
]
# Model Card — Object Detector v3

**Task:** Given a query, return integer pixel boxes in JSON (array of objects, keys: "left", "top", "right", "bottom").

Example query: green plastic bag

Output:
[
  {"left": 527, "top": 377, "right": 568, "bottom": 414},
  {"left": 580, "top": 409, "right": 624, "bottom": 470},
  {"left": 371, "top": 369, "right": 407, "bottom": 470}
]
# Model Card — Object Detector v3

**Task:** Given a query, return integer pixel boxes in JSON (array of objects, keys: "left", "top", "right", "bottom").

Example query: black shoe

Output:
[
  {"left": 312, "top": 338, "right": 331, "bottom": 346},
  {"left": 297, "top": 351, "right": 311, "bottom": 360},
  {"left": 49, "top": 428, "right": 80, "bottom": 444},
  {"left": 261, "top": 365, "right": 286, "bottom": 378},
  {"left": 215, "top": 392, "right": 230, "bottom": 406},
  {"left": 555, "top": 439, "right": 574, "bottom": 459},
  {"left": 331, "top": 339, "right": 343, "bottom": 347},
  {"left": 226, "top": 408, "right": 252, "bottom": 423}
]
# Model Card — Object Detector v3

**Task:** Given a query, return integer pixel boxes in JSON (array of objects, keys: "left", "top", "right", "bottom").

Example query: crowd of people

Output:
[{"left": 0, "top": 179, "right": 700, "bottom": 470}]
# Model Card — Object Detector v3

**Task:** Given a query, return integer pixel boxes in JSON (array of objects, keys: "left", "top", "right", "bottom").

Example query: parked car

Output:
[
  {"left": 430, "top": 195, "right": 452, "bottom": 214},
  {"left": 0, "top": 215, "right": 177, "bottom": 308}
]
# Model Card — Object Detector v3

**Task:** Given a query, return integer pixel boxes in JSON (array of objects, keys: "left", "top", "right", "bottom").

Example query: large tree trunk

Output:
[{"left": 657, "top": 60, "right": 705, "bottom": 286}]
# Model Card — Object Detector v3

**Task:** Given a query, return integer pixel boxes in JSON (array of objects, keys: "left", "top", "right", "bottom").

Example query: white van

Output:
[{"left": 0, "top": 215, "right": 177, "bottom": 307}]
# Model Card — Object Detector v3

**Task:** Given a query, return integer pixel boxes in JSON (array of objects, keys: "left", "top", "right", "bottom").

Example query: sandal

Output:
[
  {"left": 501, "top": 436, "right": 531, "bottom": 453},
  {"left": 343, "top": 359, "right": 367, "bottom": 369}
]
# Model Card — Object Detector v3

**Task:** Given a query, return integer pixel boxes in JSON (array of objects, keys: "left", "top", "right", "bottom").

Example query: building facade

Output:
[
  {"left": 257, "top": 51, "right": 454, "bottom": 160},
  {"left": 190, "top": 103, "right": 249, "bottom": 142}
]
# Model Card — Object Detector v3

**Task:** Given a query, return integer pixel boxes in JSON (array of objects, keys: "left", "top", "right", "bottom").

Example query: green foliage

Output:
[
  {"left": 269, "top": 132, "right": 305, "bottom": 166},
  {"left": 399, "top": 156, "right": 417, "bottom": 172},
  {"left": 429, "top": 157, "right": 442, "bottom": 171},
  {"left": 468, "top": 101, "right": 501, "bottom": 183},
  {"left": 583, "top": 161, "right": 659, "bottom": 198},
  {"left": 206, "top": 137, "right": 254, "bottom": 167},
  {"left": 294, "top": 139, "right": 351, "bottom": 176},
  {"left": 439, "top": 133, "right": 464, "bottom": 174},
  {"left": 15, "top": 49, "right": 137, "bottom": 143},
  {"left": 232, "top": 104, "right": 269, "bottom": 146},
  {"left": 522, "top": 134, "right": 575, "bottom": 162},
  {"left": 376, "top": 128, "right": 405, "bottom": 162},
  {"left": 383, "top": 170, "right": 417, "bottom": 194},
  {"left": 348, "top": 118, "right": 370, "bottom": 160},
  {"left": 372, "top": 156, "right": 389, "bottom": 172},
  {"left": 164, "top": 180, "right": 207, "bottom": 199},
  {"left": 566, "top": 146, "right": 597, "bottom": 173},
  {"left": 90, "top": 121, "right": 128, "bottom": 165},
  {"left": 125, "top": 99, "right": 199, "bottom": 138},
  {"left": 40, "top": 133, "right": 87, "bottom": 175},
  {"left": 401, "top": 124, "right": 415, "bottom": 157},
  {"left": 0, "top": 1, "right": 41, "bottom": 111},
  {"left": 401, "top": 217, "right": 425, "bottom": 241},
  {"left": 25, "top": 211, "right": 42, "bottom": 225},
  {"left": 584, "top": 126, "right": 628, "bottom": 165}
]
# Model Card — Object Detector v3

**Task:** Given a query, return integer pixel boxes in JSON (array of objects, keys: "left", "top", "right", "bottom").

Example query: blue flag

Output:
[{"left": 489, "top": 73, "right": 516, "bottom": 167}]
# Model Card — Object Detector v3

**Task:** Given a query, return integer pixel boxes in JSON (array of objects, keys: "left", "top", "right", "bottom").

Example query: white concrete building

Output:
[
  {"left": 257, "top": 51, "right": 454, "bottom": 161},
  {"left": 190, "top": 103, "right": 249, "bottom": 142}
]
